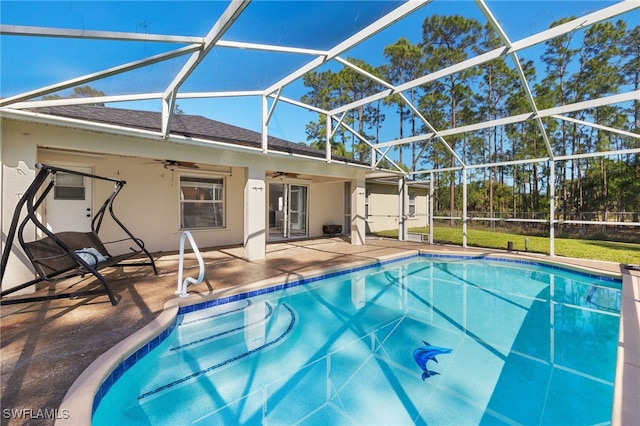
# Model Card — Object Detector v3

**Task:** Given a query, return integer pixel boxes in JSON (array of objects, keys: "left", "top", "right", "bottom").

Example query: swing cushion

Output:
[{"left": 75, "top": 247, "right": 107, "bottom": 265}]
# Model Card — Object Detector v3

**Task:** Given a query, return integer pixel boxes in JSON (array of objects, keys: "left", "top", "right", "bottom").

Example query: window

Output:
[
  {"left": 54, "top": 172, "right": 85, "bottom": 200},
  {"left": 408, "top": 191, "right": 416, "bottom": 217},
  {"left": 180, "top": 176, "right": 224, "bottom": 229}
]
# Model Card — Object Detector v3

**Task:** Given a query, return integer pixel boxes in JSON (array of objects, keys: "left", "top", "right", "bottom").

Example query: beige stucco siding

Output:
[
  {"left": 1, "top": 117, "right": 366, "bottom": 292},
  {"left": 1, "top": 123, "right": 39, "bottom": 290},
  {"left": 36, "top": 149, "right": 246, "bottom": 252},
  {"left": 308, "top": 181, "right": 345, "bottom": 236},
  {"left": 366, "top": 182, "right": 429, "bottom": 234}
]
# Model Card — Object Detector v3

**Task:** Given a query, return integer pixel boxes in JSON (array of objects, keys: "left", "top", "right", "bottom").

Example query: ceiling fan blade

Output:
[
  {"left": 178, "top": 161, "right": 199, "bottom": 169},
  {"left": 270, "top": 171, "right": 298, "bottom": 178}
]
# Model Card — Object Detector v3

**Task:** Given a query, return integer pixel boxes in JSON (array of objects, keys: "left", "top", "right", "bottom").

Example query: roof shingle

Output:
[{"left": 31, "top": 105, "right": 356, "bottom": 162}]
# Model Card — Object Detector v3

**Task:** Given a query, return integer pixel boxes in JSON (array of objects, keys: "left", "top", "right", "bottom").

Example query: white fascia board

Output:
[
  {"left": 0, "top": 107, "right": 375, "bottom": 170},
  {"left": 263, "top": 0, "right": 432, "bottom": 95},
  {"left": 0, "top": 108, "right": 262, "bottom": 156},
  {"left": 0, "top": 24, "right": 204, "bottom": 44},
  {"left": 0, "top": 44, "right": 200, "bottom": 107},
  {"left": 217, "top": 40, "right": 328, "bottom": 56},
  {"left": 0, "top": 108, "right": 166, "bottom": 140}
]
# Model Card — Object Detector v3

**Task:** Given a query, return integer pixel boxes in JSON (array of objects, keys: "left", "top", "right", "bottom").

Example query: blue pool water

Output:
[{"left": 92, "top": 255, "right": 621, "bottom": 425}]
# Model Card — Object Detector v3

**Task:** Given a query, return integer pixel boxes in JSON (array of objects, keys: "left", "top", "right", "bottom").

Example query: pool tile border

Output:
[
  {"left": 422, "top": 253, "right": 622, "bottom": 284},
  {"left": 90, "top": 252, "right": 621, "bottom": 416}
]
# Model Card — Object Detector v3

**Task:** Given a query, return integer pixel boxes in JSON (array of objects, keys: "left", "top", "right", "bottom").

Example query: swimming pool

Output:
[{"left": 92, "top": 254, "right": 621, "bottom": 425}]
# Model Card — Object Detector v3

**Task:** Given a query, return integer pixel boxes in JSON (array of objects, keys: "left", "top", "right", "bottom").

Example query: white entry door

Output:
[{"left": 45, "top": 166, "right": 93, "bottom": 232}]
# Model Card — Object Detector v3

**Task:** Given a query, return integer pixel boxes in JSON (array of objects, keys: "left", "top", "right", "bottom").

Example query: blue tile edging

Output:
[
  {"left": 420, "top": 253, "right": 622, "bottom": 284},
  {"left": 91, "top": 251, "right": 620, "bottom": 415}
]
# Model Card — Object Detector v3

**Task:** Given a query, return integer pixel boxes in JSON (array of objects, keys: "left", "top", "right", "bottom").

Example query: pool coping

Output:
[{"left": 55, "top": 249, "right": 631, "bottom": 425}]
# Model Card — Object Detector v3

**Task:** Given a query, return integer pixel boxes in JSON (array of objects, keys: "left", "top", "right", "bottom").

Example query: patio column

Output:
[
  {"left": 243, "top": 165, "right": 266, "bottom": 261},
  {"left": 350, "top": 177, "right": 366, "bottom": 245}
]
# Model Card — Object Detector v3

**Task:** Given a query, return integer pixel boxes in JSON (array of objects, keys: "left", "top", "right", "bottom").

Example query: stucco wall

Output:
[
  {"left": 366, "top": 182, "right": 429, "bottom": 234},
  {"left": 1, "top": 117, "right": 365, "bottom": 292},
  {"left": 308, "top": 181, "right": 345, "bottom": 236},
  {"left": 1, "top": 123, "right": 38, "bottom": 291},
  {"left": 36, "top": 149, "right": 246, "bottom": 253}
]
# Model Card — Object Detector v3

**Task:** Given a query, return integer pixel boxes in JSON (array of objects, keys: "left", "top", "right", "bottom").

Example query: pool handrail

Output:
[{"left": 175, "top": 231, "right": 205, "bottom": 297}]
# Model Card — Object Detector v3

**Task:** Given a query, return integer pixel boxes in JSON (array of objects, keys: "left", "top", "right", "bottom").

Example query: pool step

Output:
[
  {"left": 137, "top": 302, "right": 296, "bottom": 400},
  {"left": 173, "top": 301, "right": 274, "bottom": 351}
]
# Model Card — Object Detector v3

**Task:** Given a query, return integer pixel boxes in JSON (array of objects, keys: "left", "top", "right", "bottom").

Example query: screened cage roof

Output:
[{"left": 1, "top": 0, "right": 639, "bottom": 175}]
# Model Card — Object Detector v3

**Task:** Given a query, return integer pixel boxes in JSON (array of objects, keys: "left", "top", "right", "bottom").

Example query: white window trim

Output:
[{"left": 179, "top": 174, "right": 226, "bottom": 230}]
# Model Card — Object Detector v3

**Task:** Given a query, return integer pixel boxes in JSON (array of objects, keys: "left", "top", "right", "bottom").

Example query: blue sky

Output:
[{"left": 1, "top": 0, "right": 636, "bottom": 150}]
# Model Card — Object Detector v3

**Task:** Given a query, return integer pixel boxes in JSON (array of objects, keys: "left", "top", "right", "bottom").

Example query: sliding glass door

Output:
[{"left": 268, "top": 183, "right": 308, "bottom": 240}]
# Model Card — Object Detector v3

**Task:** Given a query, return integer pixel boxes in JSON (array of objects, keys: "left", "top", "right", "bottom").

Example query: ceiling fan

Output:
[
  {"left": 151, "top": 159, "right": 199, "bottom": 170},
  {"left": 270, "top": 171, "right": 299, "bottom": 179}
]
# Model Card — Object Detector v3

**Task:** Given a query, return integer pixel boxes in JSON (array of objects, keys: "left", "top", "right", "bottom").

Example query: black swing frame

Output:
[{"left": 1, "top": 163, "right": 158, "bottom": 305}]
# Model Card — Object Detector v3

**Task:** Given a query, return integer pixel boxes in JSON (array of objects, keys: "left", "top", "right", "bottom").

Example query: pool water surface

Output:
[{"left": 92, "top": 255, "right": 621, "bottom": 425}]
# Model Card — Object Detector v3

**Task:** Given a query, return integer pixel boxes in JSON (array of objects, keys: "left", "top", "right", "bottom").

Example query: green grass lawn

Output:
[{"left": 374, "top": 226, "right": 640, "bottom": 265}]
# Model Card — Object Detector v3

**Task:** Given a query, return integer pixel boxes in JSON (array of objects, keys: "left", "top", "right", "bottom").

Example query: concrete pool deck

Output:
[{"left": 1, "top": 237, "right": 638, "bottom": 425}]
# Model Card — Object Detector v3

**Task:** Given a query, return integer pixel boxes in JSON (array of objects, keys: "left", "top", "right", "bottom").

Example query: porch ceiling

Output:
[{"left": 1, "top": 1, "right": 639, "bottom": 176}]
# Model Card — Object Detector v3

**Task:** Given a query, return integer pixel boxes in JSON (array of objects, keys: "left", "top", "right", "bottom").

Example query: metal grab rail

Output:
[{"left": 175, "top": 231, "right": 205, "bottom": 298}]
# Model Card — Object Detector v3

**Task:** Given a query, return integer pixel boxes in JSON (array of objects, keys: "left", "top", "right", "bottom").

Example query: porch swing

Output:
[{"left": 1, "top": 163, "right": 158, "bottom": 305}]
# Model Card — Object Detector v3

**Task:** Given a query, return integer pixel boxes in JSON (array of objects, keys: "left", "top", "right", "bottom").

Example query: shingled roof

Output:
[{"left": 30, "top": 105, "right": 357, "bottom": 162}]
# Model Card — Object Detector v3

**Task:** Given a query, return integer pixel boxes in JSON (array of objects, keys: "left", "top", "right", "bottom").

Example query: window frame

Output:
[
  {"left": 179, "top": 174, "right": 226, "bottom": 230},
  {"left": 54, "top": 172, "right": 86, "bottom": 200},
  {"left": 408, "top": 191, "right": 416, "bottom": 217}
]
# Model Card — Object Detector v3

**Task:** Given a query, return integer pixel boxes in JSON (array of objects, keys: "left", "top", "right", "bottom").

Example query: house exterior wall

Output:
[
  {"left": 36, "top": 148, "right": 247, "bottom": 252},
  {"left": 1, "top": 124, "right": 39, "bottom": 291},
  {"left": 366, "top": 182, "right": 429, "bottom": 234},
  {"left": 309, "top": 181, "right": 345, "bottom": 235},
  {"left": 1, "top": 117, "right": 362, "bottom": 292}
]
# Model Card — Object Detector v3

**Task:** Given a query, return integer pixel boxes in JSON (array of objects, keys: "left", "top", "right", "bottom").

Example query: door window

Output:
[{"left": 54, "top": 172, "right": 85, "bottom": 200}]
